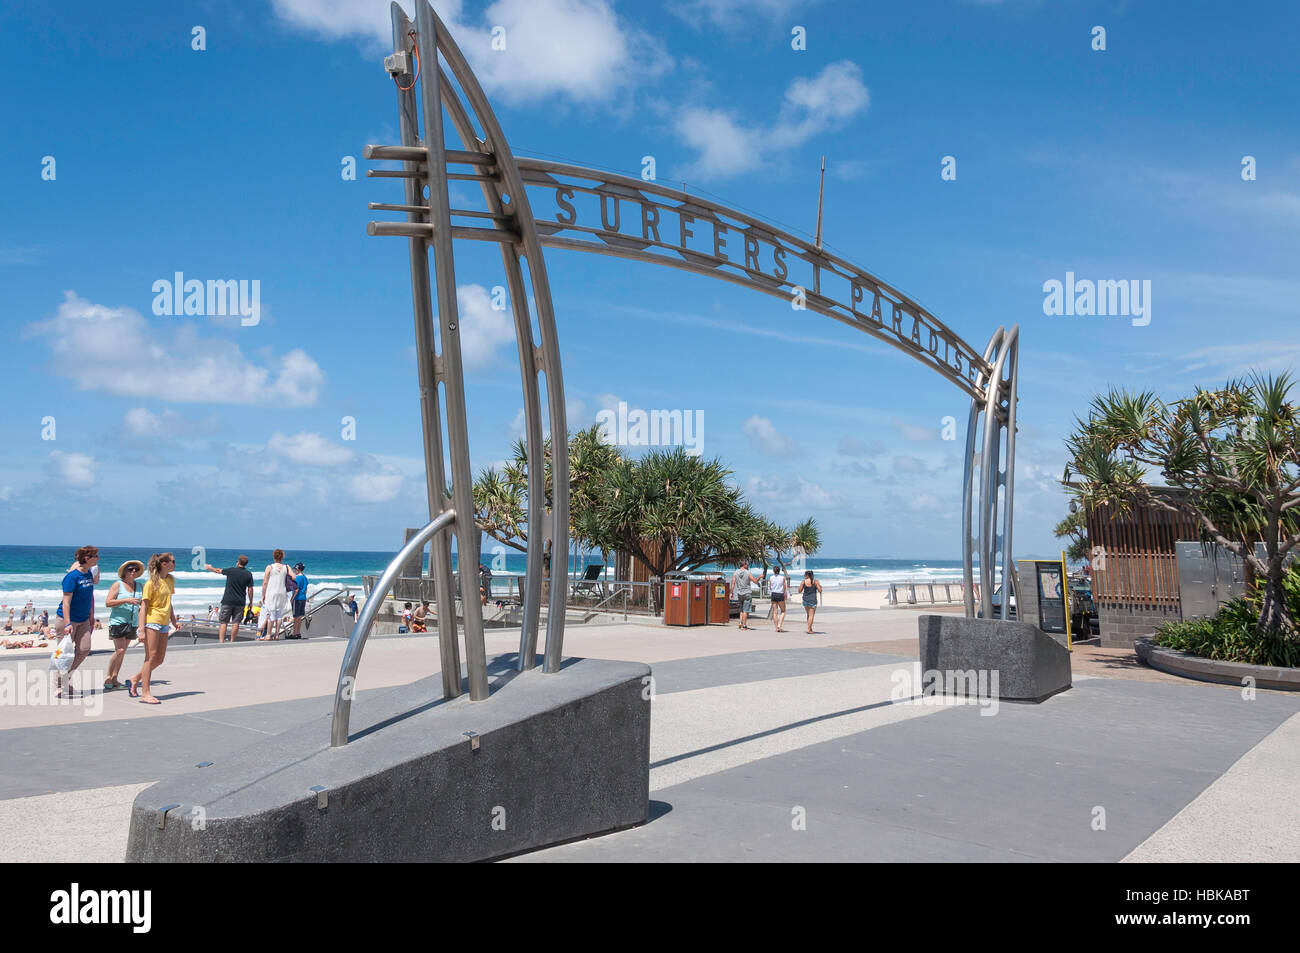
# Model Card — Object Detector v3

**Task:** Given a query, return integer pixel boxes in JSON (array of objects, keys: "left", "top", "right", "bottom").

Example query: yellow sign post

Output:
[{"left": 1061, "top": 549, "right": 1072, "bottom": 652}]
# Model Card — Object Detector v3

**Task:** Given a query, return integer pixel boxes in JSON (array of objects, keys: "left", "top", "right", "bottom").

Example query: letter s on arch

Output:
[{"left": 555, "top": 188, "right": 577, "bottom": 225}]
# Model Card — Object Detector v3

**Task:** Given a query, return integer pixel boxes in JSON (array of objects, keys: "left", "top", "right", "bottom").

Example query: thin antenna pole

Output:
[{"left": 814, "top": 155, "right": 826, "bottom": 251}]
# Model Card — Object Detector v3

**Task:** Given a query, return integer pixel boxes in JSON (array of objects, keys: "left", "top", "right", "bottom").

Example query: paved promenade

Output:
[{"left": 3, "top": 601, "right": 1298, "bottom": 862}]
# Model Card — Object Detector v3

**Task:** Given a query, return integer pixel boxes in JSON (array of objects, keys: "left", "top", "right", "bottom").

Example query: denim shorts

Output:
[{"left": 738, "top": 595, "right": 753, "bottom": 614}]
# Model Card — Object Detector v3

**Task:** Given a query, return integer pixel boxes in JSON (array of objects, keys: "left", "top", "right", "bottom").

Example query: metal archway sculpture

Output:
[{"left": 332, "top": 0, "right": 1018, "bottom": 746}]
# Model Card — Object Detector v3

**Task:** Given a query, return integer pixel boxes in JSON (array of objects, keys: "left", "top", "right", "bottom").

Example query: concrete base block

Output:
[
  {"left": 126, "top": 656, "right": 651, "bottom": 862},
  {"left": 918, "top": 615, "right": 1072, "bottom": 703}
]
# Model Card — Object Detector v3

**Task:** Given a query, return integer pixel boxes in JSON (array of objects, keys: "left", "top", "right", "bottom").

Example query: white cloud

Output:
[
  {"left": 348, "top": 470, "right": 404, "bottom": 503},
  {"left": 124, "top": 407, "right": 165, "bottom": 438},
  {"left": 267, "top": 431, "right": 355, "bottom": 467},
  {"left": 775, "top": 61, "right": 869, "bottom": 144},
  {"left": 456, "top": 283, "right": 515, "bottom": 370},
  {"left": 745, "top": 474, "right": 843, "bottom": 510},
  {"left": 49, "top": 451, "right": 95, "bottom": 489},
  {"left": 743, "top": 415, "right": 800, "bottom": 458},
  {"left": 121, "top": 406, "right": 221, "bottom": 442},
  {"left": 674, "top": 108, "right": 766, "bottom": 179},
  {"left": 675, "top": 61, "right": 868, "bottom": 179},
  {"left": 269, "top": 0, "right": 671, "bottom": 107},
  {"left": 27, "top": 292, "right": 324, "bottom": 407},
  {"left": 509, "top": 407, "right": 527, "bottom": 439}
]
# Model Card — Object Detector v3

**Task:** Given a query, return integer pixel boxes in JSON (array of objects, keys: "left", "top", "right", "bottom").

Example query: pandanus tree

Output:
[
  {"left": 1062, "top": 372, "right": 1300, "bottom": 638},
  {"left": 1053, "top": 510, "right": 1090, "bottom": 564},
  {"left": 475, "top": 432, "right": 821, "bottom": 585},
  {"left": 469, "top": 424, "right": 621, "bottom": 574},
  {"left": 576, "top": 447, "right": 821, "bottom": 578}
]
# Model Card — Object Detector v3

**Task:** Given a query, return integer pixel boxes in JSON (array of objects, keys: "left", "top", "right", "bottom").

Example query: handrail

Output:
[
  {"left": 306, "top": 586, "right": 348, "bottom": 611},
  {"left": 331, "top": 509, "right": 457, "bottom": 747}
]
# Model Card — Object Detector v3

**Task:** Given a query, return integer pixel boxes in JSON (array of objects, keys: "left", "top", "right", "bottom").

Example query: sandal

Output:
[
  {"left": 140, "top": 697, "right": 161, "bottom": 705},
  {"left": 126, "top": 678, "right": 139, "bottom": 698}
]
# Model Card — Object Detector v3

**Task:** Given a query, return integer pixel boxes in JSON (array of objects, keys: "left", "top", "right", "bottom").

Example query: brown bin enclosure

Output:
[
  {"left": 688, "top": 578, "right": 709, "bottom": 626},
  {"left": 706, "top": 576, "right": 730, "bottom": 624},
  {"left": 663, "top": 576, "right": 691, "bottom": 626},
  {"left": 664, "top": 575, "right": 709, "bottom": 626}
]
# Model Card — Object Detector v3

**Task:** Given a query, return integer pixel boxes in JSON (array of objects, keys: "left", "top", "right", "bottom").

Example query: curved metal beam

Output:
[
  {"left": 516, "top": 158, "right": 991, "bottom": 403},
  {"left": 332, "top": 508, "right": 457, "bottom": 747},
  {"left": 429, "top": 7, "right": 571, "bottom": 673}
]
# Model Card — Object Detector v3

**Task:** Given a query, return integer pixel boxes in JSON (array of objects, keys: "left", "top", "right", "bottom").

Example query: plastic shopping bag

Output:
[{"left": 49, "top": 634, "right": 75, "bottom": 675}]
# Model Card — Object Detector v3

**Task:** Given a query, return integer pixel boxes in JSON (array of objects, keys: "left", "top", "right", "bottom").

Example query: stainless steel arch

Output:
[
  {"left": 336, "top": 0, "right": 1018, "bottom": 746},
  {"left": 516, "top": 159, "right": 992, "bottom": 401}
]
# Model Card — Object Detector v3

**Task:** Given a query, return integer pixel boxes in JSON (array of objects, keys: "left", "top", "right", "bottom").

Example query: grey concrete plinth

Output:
[
  {"left": 125, "top": 656, "right": 651, "bottom": 862},
  {"left": 918, "top": 615, "right": 1071, "bottom": 703}
]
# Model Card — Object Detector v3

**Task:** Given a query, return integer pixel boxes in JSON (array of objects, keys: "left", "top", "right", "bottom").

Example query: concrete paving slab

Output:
[
  {"left": 517, "top": 677, "right": 1300, "bottom": 862},
  {"left": 1123, "top": 709, "right": 1300, "bottom": 862}
]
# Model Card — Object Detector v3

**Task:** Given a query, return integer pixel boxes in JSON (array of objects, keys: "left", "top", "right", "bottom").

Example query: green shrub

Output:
[{"left": 1154, "top": 597, "right": 1300, "bottom": 667}]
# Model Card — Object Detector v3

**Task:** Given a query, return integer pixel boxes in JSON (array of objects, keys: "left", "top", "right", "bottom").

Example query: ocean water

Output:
[{"left": 0, "top": 545, "right": 967, "bottom": 620}]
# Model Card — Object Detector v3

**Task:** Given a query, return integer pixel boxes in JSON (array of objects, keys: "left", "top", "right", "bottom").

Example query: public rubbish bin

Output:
[
  {"left": 664, "top": 574, "right": 709, "bottom": 626},
  {"left": 687, "top": 576, "right": 709, "bottom": 626},
  {"left": 664, "top": 575, "right": 691, "bottom": 626},
  {"left": 706, "top": 576, "right": 730, "bottom": 624}
]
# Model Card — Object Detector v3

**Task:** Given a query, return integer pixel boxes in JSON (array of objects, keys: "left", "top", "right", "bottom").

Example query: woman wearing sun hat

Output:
[{"left": 103, "top": 559, "right": 145, "bottom": 690}]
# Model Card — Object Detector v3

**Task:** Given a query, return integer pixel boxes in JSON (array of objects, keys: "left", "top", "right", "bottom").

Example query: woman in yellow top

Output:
[{"left": 127, "top": 552, "right": 180, "bottom": 705}]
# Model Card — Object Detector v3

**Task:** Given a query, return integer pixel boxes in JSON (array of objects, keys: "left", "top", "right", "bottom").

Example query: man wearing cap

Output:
[
  {"left": 204, "top": 556, "right": 255, "bottom": 643},
  {"left": 288, "top": 562, "right": 309, "bottom": 639}
]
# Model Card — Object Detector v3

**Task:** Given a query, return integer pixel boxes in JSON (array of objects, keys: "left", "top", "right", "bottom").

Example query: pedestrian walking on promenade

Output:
[
  {"left": 288, "top": 562, "right": 309, "bottom": 639},
  {"left": 769, "top": 565, "right": 789, "bottom": 632},
  {"left": 206, "top": 555, "right": 254, "bottom": 642},
  {"left": 128, "top": 552, "right": 180, "bottom": 704},
  {"left": 732, "top": 560, "right": 760, "bottom": 630},
  {"left": 54, "top": 546, "right": 99, "bottom": 697},
  {"left": 258, "top": 549, "right": 292, "bottom": 641},
  {"left": 798, "top": 570, "right": 823, "bottom": 634},
  {"left": 103, "top": 559, "right": 144, "bottom": 690}
]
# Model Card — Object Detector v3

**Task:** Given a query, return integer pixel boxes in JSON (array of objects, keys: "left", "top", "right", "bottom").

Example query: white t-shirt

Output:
[{"left": 770, "top": 573, "right": 786, "bottom": 595}]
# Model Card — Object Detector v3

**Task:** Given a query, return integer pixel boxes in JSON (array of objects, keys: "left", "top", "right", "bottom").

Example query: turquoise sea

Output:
[{"left": 0, "top": 545, "right": 968, "bottom": 619}]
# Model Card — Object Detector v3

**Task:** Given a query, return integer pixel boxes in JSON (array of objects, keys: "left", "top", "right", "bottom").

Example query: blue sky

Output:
[{"left": 2, "top": 0, "right": 1298, "bottom": 558}]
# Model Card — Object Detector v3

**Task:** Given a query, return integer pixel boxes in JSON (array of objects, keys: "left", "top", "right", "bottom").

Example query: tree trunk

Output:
[
  {"left": 1242, "top": 555, "right": 1258, "bottom": 599},
  {"left": 1257, "top": 562, "right": 1297, "bottom": 639}
]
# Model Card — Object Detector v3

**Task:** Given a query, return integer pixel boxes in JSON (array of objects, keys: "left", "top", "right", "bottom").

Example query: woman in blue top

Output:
[
  {"left": 103, "top": 560, "right": 145, "bottom": 690},
  {"left": 55, "top": 546, "right": 99, "bottom": 697}
]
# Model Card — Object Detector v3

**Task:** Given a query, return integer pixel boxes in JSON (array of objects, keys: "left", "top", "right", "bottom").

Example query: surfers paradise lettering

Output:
[{"left": 528, "top": 176, "right": 986, "bottom": 396}]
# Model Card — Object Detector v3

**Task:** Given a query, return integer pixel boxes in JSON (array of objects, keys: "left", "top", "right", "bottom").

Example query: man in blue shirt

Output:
[
  {"left": 56, "top": 545, "right": 100, "bottom": 696},
  {"left": 289, "top": 562, "right": 309, "bottom": 639}
]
